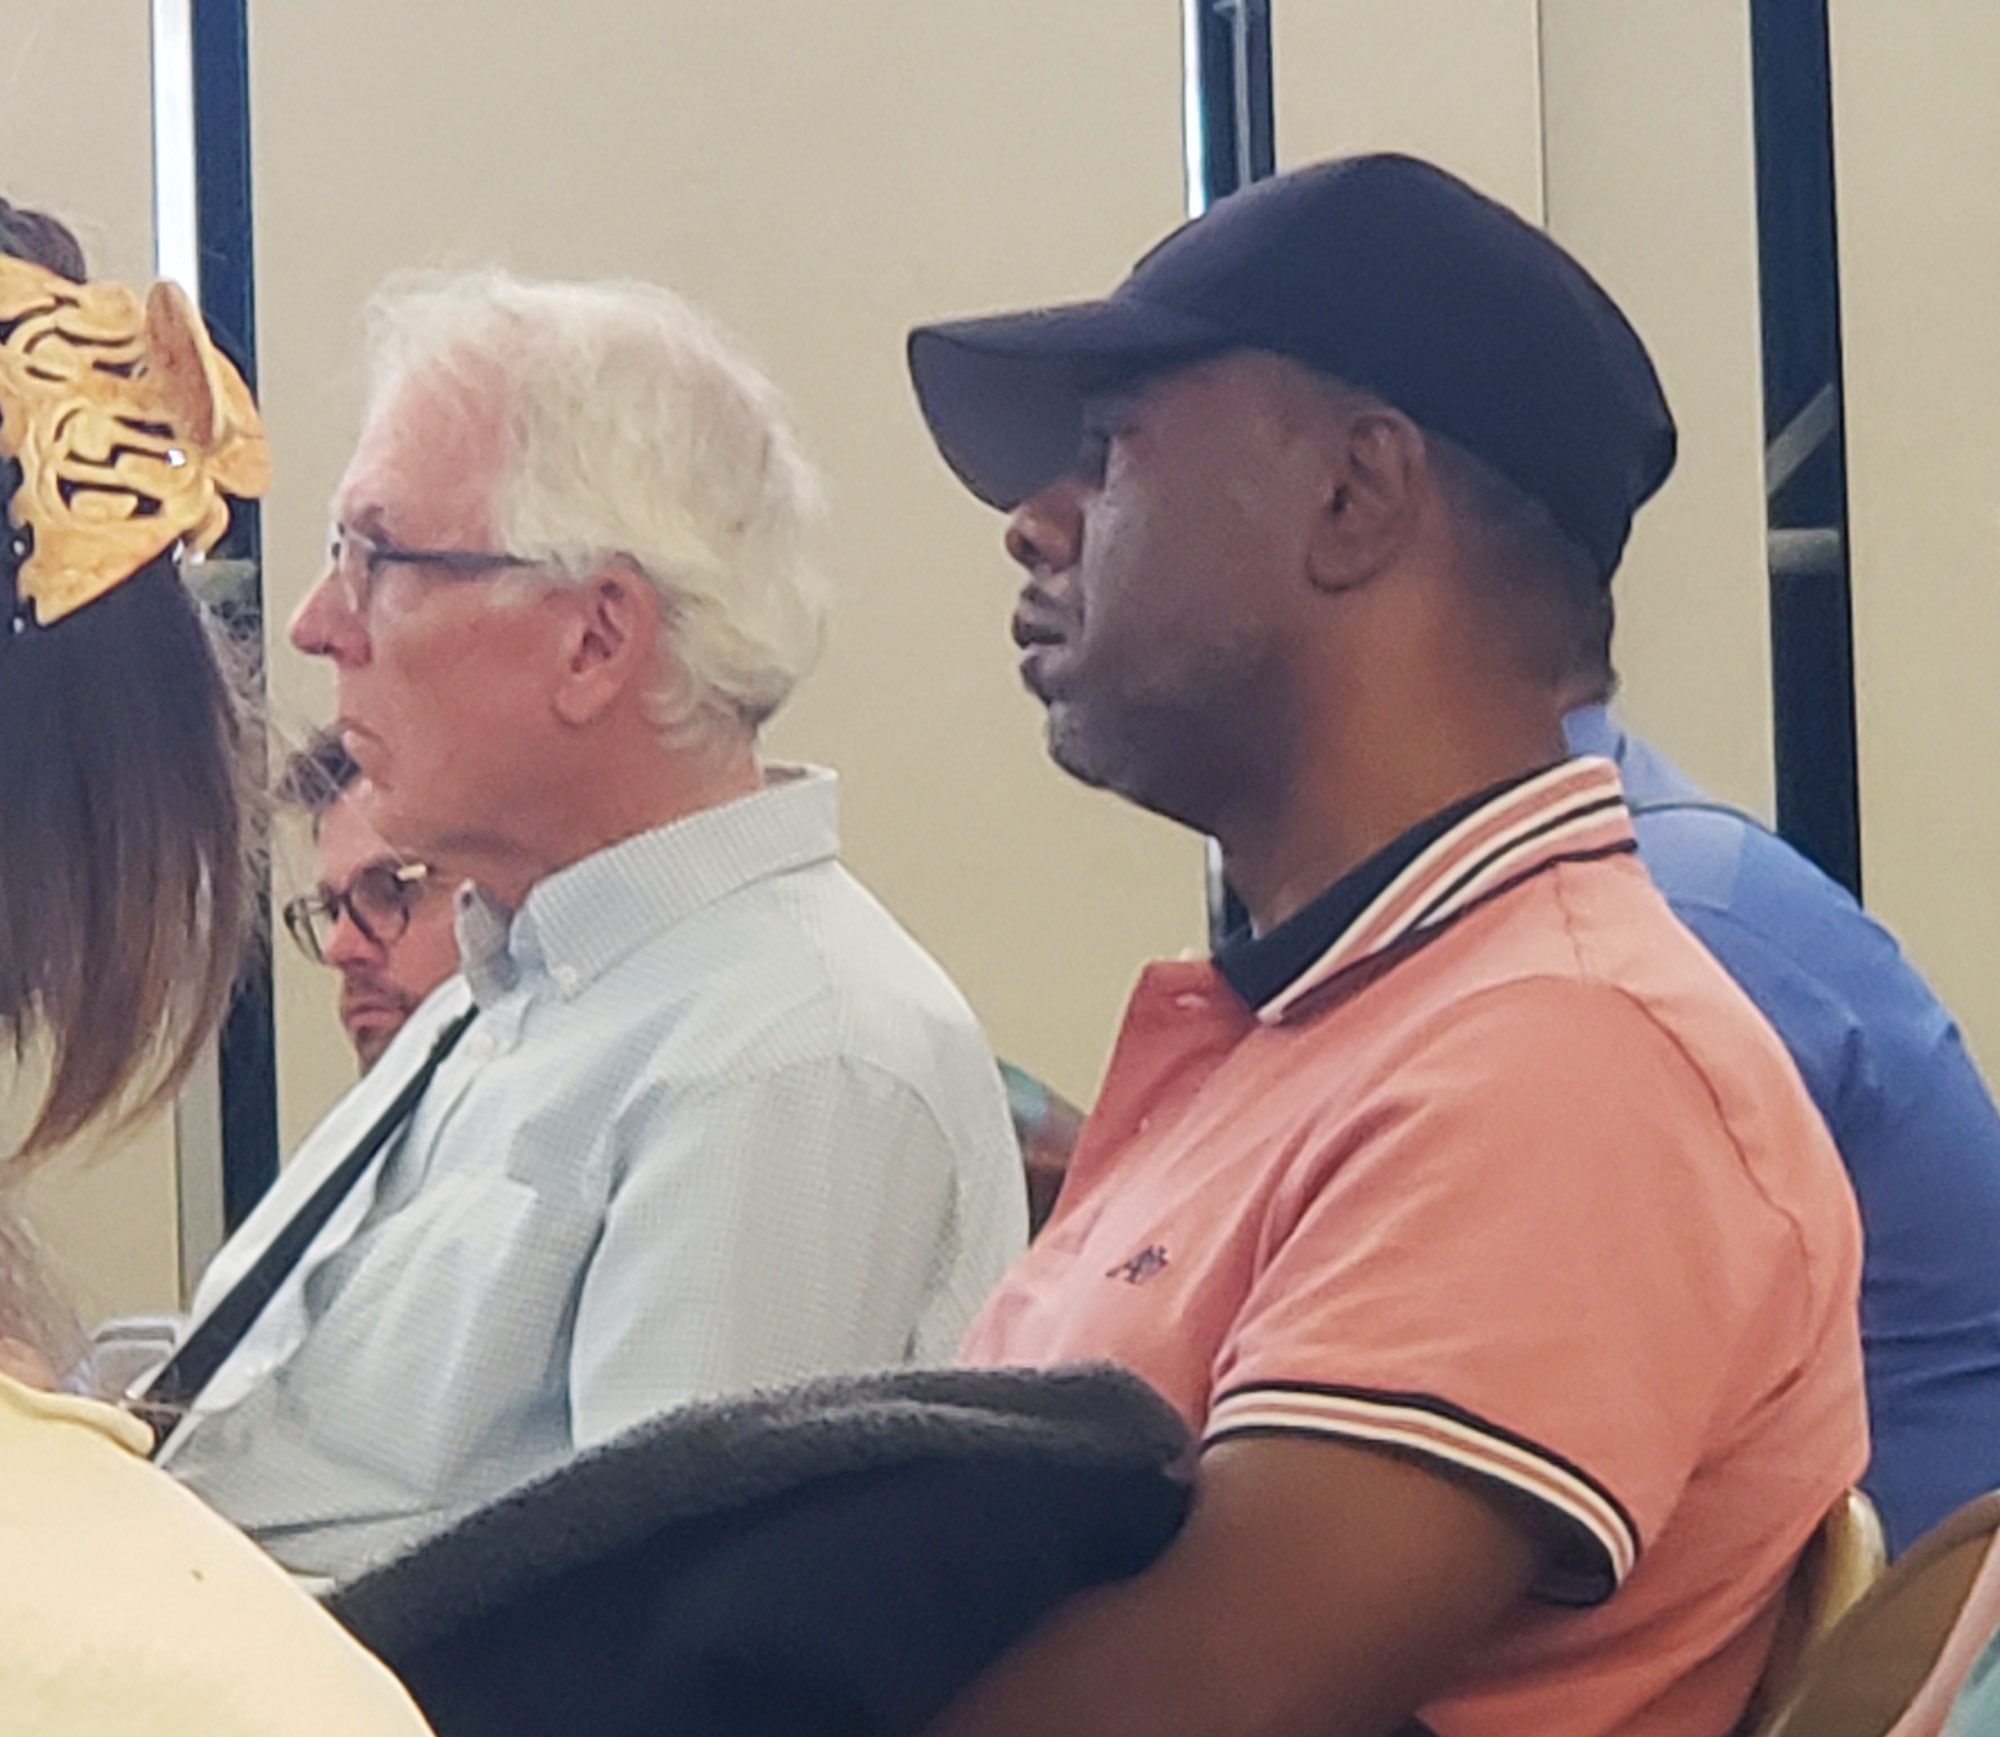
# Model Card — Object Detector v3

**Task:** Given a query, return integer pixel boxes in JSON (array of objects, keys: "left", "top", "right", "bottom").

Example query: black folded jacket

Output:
[{"left": 332, "top": 1363, "right": 1194, "bottom": 1737}]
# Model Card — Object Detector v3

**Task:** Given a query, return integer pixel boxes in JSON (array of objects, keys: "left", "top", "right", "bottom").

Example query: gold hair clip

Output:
[{"left": 0, "top": 254, "right": 269, "bottom": 625}]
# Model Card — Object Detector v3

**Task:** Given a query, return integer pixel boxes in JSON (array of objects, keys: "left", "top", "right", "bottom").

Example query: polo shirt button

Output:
[{"left": 554, "top": 965, "right": 581, "bottom": 995}]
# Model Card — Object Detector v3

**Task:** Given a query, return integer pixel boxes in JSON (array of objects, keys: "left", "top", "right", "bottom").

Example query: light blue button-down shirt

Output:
[
  {"left": 1945, "top": 1627, "right": 2000, "bottom": 1735},
  {"left": 162, "top": 767, "right": 1027, "bottom": 1582},
  {"left": 1567, "top": 707, "right": 2000, "bottom": 1552}
]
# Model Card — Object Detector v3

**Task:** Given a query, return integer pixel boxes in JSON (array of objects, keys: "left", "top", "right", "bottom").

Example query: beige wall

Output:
[
  {"left": 1275, "top": 1, "right": 1545, "bottom": 213},
  {"left": 251, "top": 0, "right": 1201, "bottom": 1149},
  {"left": 1833, "top": 1, "right": 2000, "bottom": 1069},
  {"left": 251, "top": 0, "right": 1782, "bottom": 1147},
  {"left": 1277, "top": 0, "right": 1773, "bottom": 816},
  {"left": 13, "top": 4, "right": 1982, "bottom": 1300},
  {"left": 1, "top": 0, "right": 184, "bottom": 1318},
  {"left": 1540, "top": 0, "right": 1773, "bottom": 816}
]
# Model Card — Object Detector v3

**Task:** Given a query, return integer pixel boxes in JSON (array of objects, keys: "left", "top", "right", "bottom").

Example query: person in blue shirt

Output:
[{"left": 1567, "top": 701, "right": 2000, "bottom": 1553}]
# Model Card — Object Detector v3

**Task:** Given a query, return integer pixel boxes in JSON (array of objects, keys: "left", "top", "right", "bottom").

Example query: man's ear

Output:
[
  {"left": 552, "top": 562, "right": 664, "bottom": 726},
  {"left": 1304, "top": 409, "right": 1426, "bottom": 596}
]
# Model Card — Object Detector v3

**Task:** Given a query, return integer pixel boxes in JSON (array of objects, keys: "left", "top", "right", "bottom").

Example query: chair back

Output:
[
  {"left": 999, "top": 1062, "right": 1085, "bottom": 1236},
  {"left": 1747, "top": 1490, "right": 2000, "bottom": 1737},
  {"left": 1738, "top": 1487, "right": 1890, "bottom": 1736}
]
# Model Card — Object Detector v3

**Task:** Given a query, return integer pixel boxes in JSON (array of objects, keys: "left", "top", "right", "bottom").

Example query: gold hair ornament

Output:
[{"left": 0, "top": 253, "right": 269, "bottom": 626}]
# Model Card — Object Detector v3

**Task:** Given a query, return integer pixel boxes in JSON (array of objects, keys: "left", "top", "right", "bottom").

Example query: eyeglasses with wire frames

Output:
[
  {"left": 326, "top": 523, "right": 537, "bottom": 618},
  {"left": 283, "top": 860, "right": 436, "bottom": 964}
]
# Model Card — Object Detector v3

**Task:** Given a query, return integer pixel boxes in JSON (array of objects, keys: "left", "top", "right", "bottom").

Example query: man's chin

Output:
[
  {"left": 1046, "top": 733, "right": 1111, "bottom": 795},
  {"left": 343, "top": 1012, "right": 404, "bottom": 1071},
  {"left": 354, "top": 783, "right": 391, "bottom": 828},
  {"left": 1046, "top": 711, "right": 1212, "bottom": 832},
  {"left": 1047, "top": 703, "right": 1140, "bottom": 800},
  {"left": 351, "top": 782, "right": 426, "bottom": 860}
]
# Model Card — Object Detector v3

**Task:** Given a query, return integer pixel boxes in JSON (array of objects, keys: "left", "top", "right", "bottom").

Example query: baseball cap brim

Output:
[{"left": 908, "top": 297, "right": 1230, "bottom": 510}]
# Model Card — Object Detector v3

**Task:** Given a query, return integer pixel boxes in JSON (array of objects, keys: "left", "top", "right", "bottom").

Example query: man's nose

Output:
[
  {"left": 1004, "top": 479, "right": 1087, "bottom": 579},
  {"left": 322, "top": 907, "right": 383, "bottom": 971},
  {"left": 290, "top": 564, "right": 367, "bottom": 663}
]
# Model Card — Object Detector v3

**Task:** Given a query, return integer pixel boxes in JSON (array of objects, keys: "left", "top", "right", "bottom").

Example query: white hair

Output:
[{"left": 361, "top": 268, "right": 828, "bottom": 740}]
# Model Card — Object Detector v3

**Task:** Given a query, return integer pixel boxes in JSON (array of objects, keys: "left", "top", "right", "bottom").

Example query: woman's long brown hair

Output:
[
  {"left": 0, "top": 204, "right": 260, "bottom": 1162},
  {"left": 0, "top": 560, "right": 260, "bottom": 1159}
]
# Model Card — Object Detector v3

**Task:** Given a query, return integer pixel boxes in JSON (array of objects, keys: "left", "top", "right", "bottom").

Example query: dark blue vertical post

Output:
[
  {"left": 1748, "top": 0, "right": 1863, "bottom": 896},
  {"left": 1188, "top": 0, "right": 1274, "bottom": 211},
  {"left": 1188, "top": 0, "right": 1273, "bottom": 946},
  {"left": 193, "top": 0, "right": 279, "bottom": 1225}
]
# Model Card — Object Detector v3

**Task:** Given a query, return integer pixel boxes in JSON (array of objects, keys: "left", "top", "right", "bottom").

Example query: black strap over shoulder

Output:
[{"left": 135, "top": 1006, "right": 477, "bottom": 1448}]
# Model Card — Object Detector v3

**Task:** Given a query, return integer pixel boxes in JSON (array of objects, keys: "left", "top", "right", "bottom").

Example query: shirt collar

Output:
[
  {"left": 1215, "top": 756, "right": 1637, "bottom": 1024},
  {"left": 1561, "top": 703, "right": 1623, "bottom": 762},
  {"left": 1563, "top": 703, "right": 1710, "bottom": 813},
  {"left": 457, "top": 764, "right": 841, "bottom": 1005}
]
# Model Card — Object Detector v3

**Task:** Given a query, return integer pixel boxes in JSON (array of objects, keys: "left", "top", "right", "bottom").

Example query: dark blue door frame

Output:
[
  {"left": 1187, "top": 0, "right": 1272, "bottom": 948},
  {"left": 1749, "top": 0, "right": 1863, "bottom": 897},
  {"left": 188, "top": 0, "right": 279, "bottom": 1228}
]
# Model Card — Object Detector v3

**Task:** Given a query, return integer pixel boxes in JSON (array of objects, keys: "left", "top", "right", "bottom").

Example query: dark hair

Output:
[
  {"left": 0, "top": 558, "right": 260, "bottom": 1159},
  {"left": 0, "top": 198, "right": 85, "bottom": 284},
  {"left": 0, "top": 203, "right": 261, "bottom": 1161},
  {"left": 280, "top": 724, "right": 362, "bottom": 827},
  {"left": 1430, "top": 435, "right": 1617, "bottom": 698}
]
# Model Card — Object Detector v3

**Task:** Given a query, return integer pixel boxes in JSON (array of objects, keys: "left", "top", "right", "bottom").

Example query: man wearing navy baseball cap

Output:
[{"left": 913, "top": 155, "right": 1865, "bottom": 1737}]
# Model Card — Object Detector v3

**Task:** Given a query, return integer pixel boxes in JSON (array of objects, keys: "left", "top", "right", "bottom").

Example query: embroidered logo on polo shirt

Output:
[{"left": 1108, "top": 1244, "right": 1170, "bottom": 1285}]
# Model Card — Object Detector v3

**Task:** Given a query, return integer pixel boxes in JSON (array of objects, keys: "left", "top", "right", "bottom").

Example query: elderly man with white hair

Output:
[{"left": 152, "top": 271, "right": 1026, "bottom": 1585}]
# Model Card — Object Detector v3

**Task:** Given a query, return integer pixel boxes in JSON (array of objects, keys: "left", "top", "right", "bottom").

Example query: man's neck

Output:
[
  {"left": 1218, "top": 715, "right": 1568, "bottom": 935},
  {"left": 449, "top": 744, "right": 765, "bottom": 913}
]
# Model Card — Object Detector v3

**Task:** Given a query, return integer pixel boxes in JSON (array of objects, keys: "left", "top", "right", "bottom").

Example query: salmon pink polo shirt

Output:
[{"left": 961, "top": 757, "right": 1867, "bottom": 1737}]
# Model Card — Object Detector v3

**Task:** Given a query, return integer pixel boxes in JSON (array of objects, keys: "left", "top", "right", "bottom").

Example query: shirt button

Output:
[
  {"left": 465, "top": 1033, "right": 496, "bottom": 1062},
  {"left": 554, "top": 965, "right": 581, "bottom": 995}
]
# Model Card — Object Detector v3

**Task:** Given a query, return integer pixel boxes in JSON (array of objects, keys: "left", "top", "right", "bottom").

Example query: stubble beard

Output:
[{"left": 1044, "top": 693, "right": 1217, "bottom": 835}]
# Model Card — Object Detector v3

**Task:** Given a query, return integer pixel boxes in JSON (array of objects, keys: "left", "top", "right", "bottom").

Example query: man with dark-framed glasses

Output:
[{"left": 280, "top": 727, "right": 462, "bottom": 1071}]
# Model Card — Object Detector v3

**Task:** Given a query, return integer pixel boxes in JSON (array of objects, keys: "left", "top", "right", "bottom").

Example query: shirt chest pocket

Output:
[{"left": 297, "top": 1171, "right": 603, "bottom": 1490}]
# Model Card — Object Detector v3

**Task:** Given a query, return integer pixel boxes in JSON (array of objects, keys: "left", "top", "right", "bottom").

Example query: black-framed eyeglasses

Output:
[
  {"left": 327, "top": 524, "right": 537, "bottom": 618},
  {"left": 283, "top": 860, "right": 435, "bottom": 964}
]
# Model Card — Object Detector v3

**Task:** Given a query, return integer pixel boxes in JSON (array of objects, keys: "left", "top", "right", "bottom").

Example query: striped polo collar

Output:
[{"left": 1217, "top": 756, "right": 1636, "bottom": 1024}]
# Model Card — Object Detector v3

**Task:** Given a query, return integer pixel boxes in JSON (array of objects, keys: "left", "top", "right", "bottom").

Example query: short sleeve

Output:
[{"left": 1206, "top": 978, "right": 1797, "bottom": 1605}]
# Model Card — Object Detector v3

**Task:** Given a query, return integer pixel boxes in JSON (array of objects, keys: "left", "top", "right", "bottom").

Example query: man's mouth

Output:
[
  {"left": 1012, "top": 603, "right": 1073, "bottom": 700},
  {"left": 1011, "top": 604, "right": 1068, "bottom": 651},
  {"left": 1018, "top": 643, "right": 1069, "bottom": 703}
]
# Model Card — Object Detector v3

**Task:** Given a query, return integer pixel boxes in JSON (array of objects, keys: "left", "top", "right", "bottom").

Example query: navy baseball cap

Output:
[{"left": 907, "top": 153, "right": 1677, "bottom": 581}]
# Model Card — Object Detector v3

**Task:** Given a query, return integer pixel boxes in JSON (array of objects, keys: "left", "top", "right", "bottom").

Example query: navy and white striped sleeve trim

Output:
[{"left": 1205, "top": 1382, "right": 1641, "bottom": 1607}]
